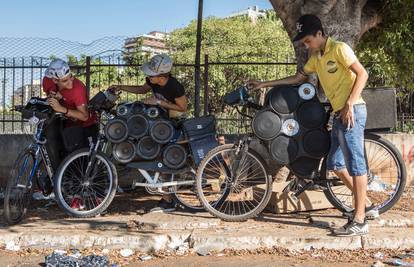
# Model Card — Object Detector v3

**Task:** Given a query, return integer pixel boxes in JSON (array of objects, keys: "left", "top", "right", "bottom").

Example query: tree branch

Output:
[{"left": 360, "top": 0, "right": 382, "bottom": 37}]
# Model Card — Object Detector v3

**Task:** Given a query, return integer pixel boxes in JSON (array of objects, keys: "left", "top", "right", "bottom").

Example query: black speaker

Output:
[
  {"left": 135, "top": 136, "right": 161, "bottom": 160},
  {"left": 269, "top": 85, "right": 300, "bottom": 114},
  {"left": 252, "top": 109, "right": 281, "bottom": 140},
  {"left": 269, "top": 135, "right": 298, "bottom": 165},
  {"left": 362, "top": 87, "right": 396, "bottom": 130},
  {"left": 104, "top": 118, "right": 128, "bottom": 143},
  {"left": 127, "top": 114, "right": 149, "bottom": 139},
  {"left": 296, "top": 101, "right": 326, "bottom": 129},
  {"left": 163, "top": 144, "right": 188, "bottom": 169},
  {"left": 112, "top": 141, "right": 135, "bottom": 163},
  {"left": 302, "top": 129, "right": 330, "bottom": 158},
  {"left": 150, "top": 120, "right": 174, "bottom": 144}
]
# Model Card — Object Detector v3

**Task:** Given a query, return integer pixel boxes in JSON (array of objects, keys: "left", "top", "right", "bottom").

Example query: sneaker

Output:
[
  {"left": 70, "top": 197, "right": 85, "bottom": 211},
  {"left": 342, "top": 206, "right": 380, "bottom": 220},
  {"left": 333, "top": 220, "right": 369, "bottom": 236},
  {"left": 150, "top": 198, "right": 176, "bottom": 213}
]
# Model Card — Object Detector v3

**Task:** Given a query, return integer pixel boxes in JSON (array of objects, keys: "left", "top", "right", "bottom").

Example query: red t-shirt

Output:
[{"left": 42, "top": 77, "right": 97, "bottom": 127}]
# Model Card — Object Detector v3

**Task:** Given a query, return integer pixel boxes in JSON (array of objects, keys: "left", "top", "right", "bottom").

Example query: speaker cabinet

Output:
[{"left": 362, "top": 87, "right": 396, "bottom": 131}]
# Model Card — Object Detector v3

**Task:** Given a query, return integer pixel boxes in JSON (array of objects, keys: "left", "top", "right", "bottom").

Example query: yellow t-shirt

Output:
[{"left": 304, "top": 37, "right": 364, "bottom": 112}]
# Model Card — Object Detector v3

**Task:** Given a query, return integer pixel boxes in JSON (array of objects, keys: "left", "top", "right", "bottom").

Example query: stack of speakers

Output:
[
  {"left": 252, "top": 83, "right": 330, "bottom": 178},
  {"left": 104, "top": 101, "right": 188, "bottom": 169}
]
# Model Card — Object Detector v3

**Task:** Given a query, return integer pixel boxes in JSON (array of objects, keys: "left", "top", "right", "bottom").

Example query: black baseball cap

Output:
[{"left": 293, "top": 14, "right": 323, "bottom": 42}]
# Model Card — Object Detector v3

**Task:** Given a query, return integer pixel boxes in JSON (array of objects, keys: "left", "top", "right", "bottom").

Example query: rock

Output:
[{"left": 119, "top": 248, "right": 134, "bottom": 257}]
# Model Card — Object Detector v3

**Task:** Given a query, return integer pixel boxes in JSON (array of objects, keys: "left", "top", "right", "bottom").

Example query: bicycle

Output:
[
  {"left": 53, "top": 89, "right": 214, "bottom": 217},
  {"left": 195, "top": 84, "right": 406, "bottom": 221},
  {"left": 4, "top": 97, "right": 62, "bottom": 225}
]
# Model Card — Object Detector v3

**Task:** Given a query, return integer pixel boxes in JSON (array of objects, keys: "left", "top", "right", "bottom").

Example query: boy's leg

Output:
[{"left": 353, "top": 174, "right": 368, "bottom": 223}]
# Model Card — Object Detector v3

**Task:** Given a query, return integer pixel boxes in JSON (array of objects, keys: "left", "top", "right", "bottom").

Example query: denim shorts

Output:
[{"left": 326, "top": 104, "right": 367, "bottom": 176}]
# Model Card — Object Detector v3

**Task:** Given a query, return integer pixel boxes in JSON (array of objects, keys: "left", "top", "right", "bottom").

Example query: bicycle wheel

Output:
[
  {"left": 196, "top": 144, "right": 272, "bottom": 221},
  {"left": 323, "top": 133, "right": 406, "bottom": 214},
  {"left": 4, "top": 149, "right": 36, "bottom": 225},
  {"left": 169, "top": 169, "right": 204, "bottom": 212},
  {"left": 54, "top": 148, "right": 118, "bottom": 217}
]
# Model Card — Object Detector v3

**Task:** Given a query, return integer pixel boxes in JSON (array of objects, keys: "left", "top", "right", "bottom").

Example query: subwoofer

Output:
[
  {"left": 269, "top": 85, "right": 299, "bottom": 114},
  {"left": 302, "top": 129, "right": 330, "bottom": 158},
  {"left": 296, "top": 101, "right": 326, "bottom": 129},
  {"left": 269, "top": 135, "right": 298, "bottom": 165},
  {"left": 135, "top": 136, "right": 161, "bottom": 160},
  {"left": 150, "top": 120, "right": 174, "bottom": 144},
  {"left": 162, "top": 144, "right": 187, "bottom": 169},
  {"left": 252, "top": 109, "right": 281, "bottom": 140},
  {"left": 127, "top": 114, "right": 149, "bottom": 139},
  {"left": 104, "top": 118, "right": 128, "bottom": 143},
  {"left": 112, "top": 141, "right": 135, "bottom": 163}
]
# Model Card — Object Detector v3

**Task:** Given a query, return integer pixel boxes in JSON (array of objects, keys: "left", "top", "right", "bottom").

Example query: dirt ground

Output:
[{"left": 0, "top": 246, "right": 411, "bottom": 267}]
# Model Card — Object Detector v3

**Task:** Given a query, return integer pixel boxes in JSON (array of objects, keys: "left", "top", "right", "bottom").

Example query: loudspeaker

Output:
[
  {"left": 150, "top": 120, "right": 174, "bottom": 144},
  {"left": 163, "top": 144, "right": 188, "bottom": 169},
  {"left": 112, "top": 141, "right": 136, "bottom": 163},
  {"left": 127, "top": 114, "right": 149, "bottom": 139},
  {"left": 135, "top": 136, "right": 161, "bottom": 160},
  {"left": 362, "top": 87, "right": 396, "bottom": 130},
  {"left": 105, "top": 118, "right": 128, "bottom": 143},
  {"left": 252, "top": 109, "right": 281, "bottom": 140}
]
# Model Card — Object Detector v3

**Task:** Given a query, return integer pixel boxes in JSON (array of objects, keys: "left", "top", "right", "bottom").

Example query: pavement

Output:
[{"left": 1, "top": 193, "right": 414, "bottom": 254}]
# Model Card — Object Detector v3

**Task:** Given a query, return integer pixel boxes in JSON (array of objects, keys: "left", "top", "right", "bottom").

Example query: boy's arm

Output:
[
  {"left": 248, "top": 72, "right": 309, "bottom": 90},
  {"left": 339, "top": 60, "right": 369, "bottom": 127},
  {"left": 109, "top": 83, "right": 152, "bottom": 94}
]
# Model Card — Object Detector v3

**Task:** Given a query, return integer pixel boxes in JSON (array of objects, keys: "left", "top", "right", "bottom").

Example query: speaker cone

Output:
[
  {"left": 298, "top": 83, "right": 316, "bottom": 100},
  {"left": 252, "top": 110, "right": 281, "bottom": 140},
  {"left": 296, "top": 101, "right": 326, "bottom": 129},
  {"left": 303, "top": 129, "right": 330, "bottom": 158},
  {"left": 150, "top": 120, "right": 174, "bottom": 144},
  {"left": 290, "top": 157, "right": 321, "bottom": 178},
  {"left": 112, "top": 141, "right": 135, "bottom": 163},
  {"left": 269, "top": 85, "right": 299, "bottom": 114},
  {"left": 127, "top": 114, "right": 149, "bottom": 139},
  {"left": 269, "top": 135, "right": 298, "bottom": 164},
  {"left": 104, "top": 118, "right": 128, "bottom": 143},
  {"left": 116, "top": 103, "right": 131, "bottom": 117},
  {"left": 163, "top": 144, "right": 187, "bottom": 169},
  {"left": 136, "top": 136, "right": 161, "bottom": 160}
]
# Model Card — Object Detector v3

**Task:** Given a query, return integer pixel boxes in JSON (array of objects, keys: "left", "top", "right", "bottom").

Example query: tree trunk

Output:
[{"left": 269, "top": 0, "right": 383, "bottom": 71}]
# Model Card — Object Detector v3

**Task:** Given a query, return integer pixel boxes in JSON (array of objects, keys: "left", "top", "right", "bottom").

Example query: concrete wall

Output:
[{"left": 0, "top": 133, "right": 413, "bottom": 189}]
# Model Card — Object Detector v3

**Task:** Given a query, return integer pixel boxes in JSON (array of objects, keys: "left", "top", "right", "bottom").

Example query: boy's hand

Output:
[
  {"left": 339, "top": 102, "right": 354, "bottom": 129},
  {"left": 246, "top": 80, "right": 263, "bottom": 90},
  {"left": 47, "top": 97, "right": 66, "bottom": 113},
  {"left": 143, "top": 96, "right": 159, "bottom": 106},
  {"left": 108, "top": 85, "right": 120, "bottom": 93},
  {"left": 48, "top": 91, "right": 63, "bottom": 100}
]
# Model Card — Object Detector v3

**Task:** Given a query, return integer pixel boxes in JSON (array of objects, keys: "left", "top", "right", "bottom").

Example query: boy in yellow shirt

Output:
[{"left": 249, "top": 15, "right": 370, "bottom": 236}]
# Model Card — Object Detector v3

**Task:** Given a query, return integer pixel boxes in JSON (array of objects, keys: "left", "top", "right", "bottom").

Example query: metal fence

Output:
[{"left": 0, "top": 54, "right": 410, "bottom": 134}]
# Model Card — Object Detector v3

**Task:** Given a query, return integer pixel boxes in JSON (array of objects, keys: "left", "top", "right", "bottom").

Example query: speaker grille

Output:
[
  {"left": 150, "top": 120, "right": 174, "bottom": 144},
  {"left": 163, "top": 144, "right": 187, "bottom": 169},
  {"left": 112, "top": 141, "right": 135, "bottom": 163},
  {"left": 127, "top": 114, "right": 149, "bottom": 139},
  {"left": 136, "top": 136, "right": 161, "bottom": 160},
  {"left": 269, "top": 85, "right": 299, "bottom": 114},
  {"left": 269, "top": 136, "right": 298, "bottom": 165},
  {"left": 252, "top": 110, "right": 281, "bottom": 140},
  {"left": 104, "top": 118, "right": 128, "bottom": 143}
]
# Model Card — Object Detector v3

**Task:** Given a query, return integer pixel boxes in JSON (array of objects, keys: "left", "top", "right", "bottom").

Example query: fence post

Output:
[
  {"left": 85, "top": 56, "right": 91, "bottom": 99},
  {"left": 203, "top": 54, "right": 209, "bottom": 116},
  {"left": 194, "top": 0, "right": 203, "bottom": 118}
]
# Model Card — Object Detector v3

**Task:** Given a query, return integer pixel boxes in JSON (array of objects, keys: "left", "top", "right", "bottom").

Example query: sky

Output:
[{"left": 0, "top": 0, "right": 273, "bottom": 43}]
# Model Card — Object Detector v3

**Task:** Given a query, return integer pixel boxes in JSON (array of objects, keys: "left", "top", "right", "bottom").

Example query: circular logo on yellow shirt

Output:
[{"left": 327, "top": 60, "right": 338, "bottom": 74}]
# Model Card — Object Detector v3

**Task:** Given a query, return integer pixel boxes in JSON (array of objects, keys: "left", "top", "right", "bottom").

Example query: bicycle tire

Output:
[
  {"left": 323, "top": 132, "right": 406, "bottom": 214},
  {"left": 4, "top": 148, "right": 36, "bottom": 225},
  {"left": 54, "top": 148, "right": 118, "bottom": 218},
  {"left": 196, "top": 144, "right": 272, "bottom": 221}
]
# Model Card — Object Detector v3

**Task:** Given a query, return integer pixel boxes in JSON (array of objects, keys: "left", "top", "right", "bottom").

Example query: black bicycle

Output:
[
  {"left": 4, "top": 98, "right": 61, "bottom": 225},
  {"left": 196, "top": 85, "right": 406, "bottom": 221}
]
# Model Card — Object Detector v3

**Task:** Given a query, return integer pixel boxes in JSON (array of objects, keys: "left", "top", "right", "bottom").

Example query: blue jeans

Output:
[{"left": 326, "top": 104, "right": 367, "bottom": 176}]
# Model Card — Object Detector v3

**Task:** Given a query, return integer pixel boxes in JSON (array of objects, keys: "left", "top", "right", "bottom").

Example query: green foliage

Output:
[
  {"left": 357, "top": 0, "right": 414, "bottom": 94},
  {"left": 168, "top": 11, "right": 295, "bottom": 118}
]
